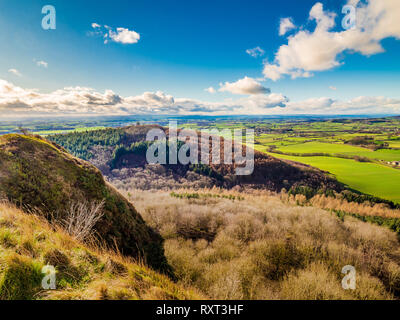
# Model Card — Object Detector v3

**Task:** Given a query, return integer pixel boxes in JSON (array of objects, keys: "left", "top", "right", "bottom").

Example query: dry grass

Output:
[
  {"left": 0, "top": 201, "right": 201, "bottom": 300},
  {"left": 128, "top": 188, "right": 400, "bottom": 300}
]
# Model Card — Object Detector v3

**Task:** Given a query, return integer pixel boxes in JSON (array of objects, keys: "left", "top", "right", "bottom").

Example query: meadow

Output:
[{"left": 265, "top": 153, "right": 400, "bottom": 203}]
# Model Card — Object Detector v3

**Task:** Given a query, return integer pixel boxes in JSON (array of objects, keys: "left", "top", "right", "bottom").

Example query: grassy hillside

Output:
[
  {"left": 0, "top": 202, "right": 199, "bottom": 300},
  {"left": 0, "top": 134, "right": 168, "bottom": 272}
]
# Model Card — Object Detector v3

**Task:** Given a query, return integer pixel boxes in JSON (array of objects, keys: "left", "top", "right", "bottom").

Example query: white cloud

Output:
[
  {"left": 8, "top": 69, "right": 21, "bottom": 77},
  {"left": 36, "top": 60, "right": 48, "bottom": 68},
  {"left": 279, "top": 17, "right": 296, "bottom": 36},
  {"left": 1, "top": 79, "right": 398, "bottom": 117},
  {"left": 329, "top": 86, "right": 337, "bottom": 90},
  {"left": 284, "top": 96, "right": 400, "bottom": 114},
  {"left": 246, "top": 46, "right": 265, "bottom": 58},
  {"left": 264, "top": 0, "right": 400, "bottom": 81},
  {"left": 108, "top": 27, "right": 140, "bottom": 44},
  {"left": 0, "top": 79, "right": 288, "bottom": 117},
  {"left": 91, "top": 24, "right": 140, "bottom": 44},
  {"left": 205, "top": 87, "right": 216, "bottom": 94},
  {"left": 218, "top": 77, "right": 270, "bottom": 95}
]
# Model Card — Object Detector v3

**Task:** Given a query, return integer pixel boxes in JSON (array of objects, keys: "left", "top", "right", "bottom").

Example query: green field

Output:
[
  {"left": 274, "top": 141, "right": 400, "bottom": 162},
  {"left": 262, "top": 151, "right": 400, "bottom": 203},
  {"left": 32, "top": 126, "right": 106, "bottom": 136}
]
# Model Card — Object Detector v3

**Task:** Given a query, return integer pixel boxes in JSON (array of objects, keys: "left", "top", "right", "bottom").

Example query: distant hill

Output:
[
  {"left": 0, "top": 133, "right": 169, "bottom": 272},
  {"left": 48, "top": 125, "right": 344, "bottom": 193}
]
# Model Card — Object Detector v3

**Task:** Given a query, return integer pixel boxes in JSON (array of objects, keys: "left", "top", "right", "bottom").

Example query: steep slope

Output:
[
  {"left": 0, "top": 202, "right": 199, "bottom": 300},
  {"left": 0, "top": 134, "right": 168, "bottom": 272},
  {"left": 49, "top": 125, "right": 344, "bottom": 193}
]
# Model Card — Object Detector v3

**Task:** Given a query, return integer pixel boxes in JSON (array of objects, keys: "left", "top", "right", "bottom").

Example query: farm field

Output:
[
  {"left": 264, "top": 152, "right": 400, "bottom": 203},
  {"left": 274, "top": 141, "right": 400, "bottom": 162}
]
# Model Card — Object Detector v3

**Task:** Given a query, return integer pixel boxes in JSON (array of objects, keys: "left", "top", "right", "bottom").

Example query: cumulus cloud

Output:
[
  {"left": 107, "top": 27, "right": 140, "bottom": 44},
  {"left": 264, "top": 0, "right": 400, "bottom": 80},
  {"left": 279, "top": 17, "right": 296, "bottom": 36},
  {"left": 90, "top": 24, "right": 140, "bottom": 44},
  {"left": 246, "top": 46, "right": 265, "bottom": 58},
  {"left": 8, "top": 69, "right": 21, "bottom": 77},
  {"left": 218, "top": 77, "right": 270, "bottom": 95}
]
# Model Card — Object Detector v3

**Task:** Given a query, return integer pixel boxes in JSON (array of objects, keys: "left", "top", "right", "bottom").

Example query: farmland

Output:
[
  {"left": 2, "top": 115, "right": 400, "bottom": 202},
  {"left": 264, "top": 153, "right": 400, "bottom": 202},
  {"left": 246, "top": 117, "right": 400, "bottom": 203},
  {"left": 182, "top": 116, "right": 400, "bottom": 203}
]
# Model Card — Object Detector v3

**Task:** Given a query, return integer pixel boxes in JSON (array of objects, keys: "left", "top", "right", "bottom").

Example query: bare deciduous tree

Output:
[{"left": 61, "top": 200, "right": 105, "bottom": 241}]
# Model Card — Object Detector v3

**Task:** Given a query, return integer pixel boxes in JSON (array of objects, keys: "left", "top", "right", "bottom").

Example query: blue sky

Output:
[{"left": 0, "top": 0, "right": 400, "bottom": 116}]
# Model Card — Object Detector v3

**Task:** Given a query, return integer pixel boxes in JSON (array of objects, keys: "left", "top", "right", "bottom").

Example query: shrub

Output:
[
  {"left": 59, "top": 200, "right": 105, "bottom": 242},
  {"left": 0, "top": 254, "right": 43, "bottom": 300}
]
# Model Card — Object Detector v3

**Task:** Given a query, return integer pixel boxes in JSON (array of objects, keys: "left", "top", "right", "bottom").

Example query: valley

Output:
[
  {"left": 13, "top": 115, "right": 398, "bottom": 203},
  {"left": 2, "top": 116, "right": 400, "bottom": 300}
]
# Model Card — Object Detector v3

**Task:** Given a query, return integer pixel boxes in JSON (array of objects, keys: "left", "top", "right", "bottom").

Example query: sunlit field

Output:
[{"left": 265, "top": 153, "right": 400, "bottom": 203}]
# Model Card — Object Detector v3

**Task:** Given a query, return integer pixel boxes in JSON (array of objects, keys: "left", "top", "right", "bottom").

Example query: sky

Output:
[{"left": 0, "top": 0, "right": 400, "bottom": 117}]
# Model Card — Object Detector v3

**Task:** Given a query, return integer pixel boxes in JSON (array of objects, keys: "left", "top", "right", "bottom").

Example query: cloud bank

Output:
[{"left": 0, "top": 79, "right": 399, "bottom": 117}]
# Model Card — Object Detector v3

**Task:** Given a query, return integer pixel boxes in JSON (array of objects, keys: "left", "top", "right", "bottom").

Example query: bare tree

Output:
[{"left": 61, "top": 200, "right": 105, "bottom": 241}]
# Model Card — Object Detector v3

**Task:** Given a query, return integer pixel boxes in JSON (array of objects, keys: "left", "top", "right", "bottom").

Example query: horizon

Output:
[{"left": 1, "top": 0, "right": 400, "bottom": 118}]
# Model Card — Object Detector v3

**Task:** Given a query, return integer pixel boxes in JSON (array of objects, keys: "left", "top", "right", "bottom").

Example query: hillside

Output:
[
  {"left": 132, "top": 188, "right": 400, "bottom": 300},
  {"left": 0, "top": 134, "right": 168, "bottom": 272},
  {"left": 2, "top": 132, "right": 400, "bottom": 300},
  {"left": 0, "top": 202, "right": 199, "bottom": 300},
  {"left": 48, "top": 125, "right": 343, "bottom": 193}
]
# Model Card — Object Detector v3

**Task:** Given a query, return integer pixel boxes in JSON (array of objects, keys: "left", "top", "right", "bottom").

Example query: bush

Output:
[
  {"left": 59, "top": 200, "right": 105, "bottom": 241},
  {"left": 0, "top": 254, "right": 43, "bottom": 300}
]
